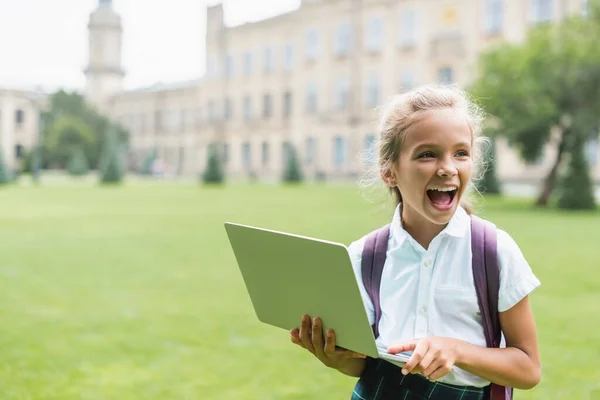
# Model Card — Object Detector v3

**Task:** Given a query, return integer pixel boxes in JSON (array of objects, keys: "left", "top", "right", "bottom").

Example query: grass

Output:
[{"left": 0, "top": 181, "right": 598, "bottom": 399}]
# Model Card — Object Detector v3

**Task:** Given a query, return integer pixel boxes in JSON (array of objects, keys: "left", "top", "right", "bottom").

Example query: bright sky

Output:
[{"left": 0, "top": 0, "right": 300, "bottom": 92}]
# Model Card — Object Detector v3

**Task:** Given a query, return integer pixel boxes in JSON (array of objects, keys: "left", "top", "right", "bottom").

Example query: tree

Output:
[
  {"left": 557, "top": 135, "right": 597, "bottom": 210},
  {"left": 67, "top": 146, "right": 89, "bottom": 176},
  {"left": 202, "top": 144, "right": 224, "bottom": 184},
  {"left": 281, "top": 143, "right": 303, "bottom": 183},
  {"left": 0, "top": 148, "right": 11, "bottom": 185},
  {"left": 98, "top": 127, "right": 124, "bottom": 184},
  {"left": 470, "top": 3, "right": 600, "bottom": 206},
  {"left": 41, "top": 90, "right": 128, "bottom": 170},
  {"left": 45, "top": 115, "right": 97, "bottom": 168}
]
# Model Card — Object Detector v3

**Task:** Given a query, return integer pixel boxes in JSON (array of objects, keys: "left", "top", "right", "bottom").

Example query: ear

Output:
[{"left": 380, "top": 166, "right": 397, "bottom": 187}]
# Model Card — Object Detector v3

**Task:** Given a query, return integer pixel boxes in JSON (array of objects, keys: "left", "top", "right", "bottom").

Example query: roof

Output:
[{"left": 122, "top": 78, "right": 203, "bottom": 94}]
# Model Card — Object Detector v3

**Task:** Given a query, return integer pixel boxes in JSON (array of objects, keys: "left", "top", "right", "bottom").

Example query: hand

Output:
[
  {"left": 290, "top": 314, "right": 367, "bottom": 370},
  {"left": 387, "top": 337, "right": 461, "bottom": 382}
]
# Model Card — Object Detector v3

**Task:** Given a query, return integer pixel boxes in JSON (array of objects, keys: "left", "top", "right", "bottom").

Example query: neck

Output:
[{"left": 400, "top": 204, "right": 447, "bottom": 250}]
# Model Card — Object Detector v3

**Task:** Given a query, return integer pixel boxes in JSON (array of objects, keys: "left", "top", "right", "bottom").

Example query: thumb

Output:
[{"left": 387, "top": 340, "right": 418, "bottom": 354}]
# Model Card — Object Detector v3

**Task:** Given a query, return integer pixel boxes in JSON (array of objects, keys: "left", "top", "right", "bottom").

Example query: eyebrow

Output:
[{"left": 412, "top": 141, "right": 472, "bottom": 152}]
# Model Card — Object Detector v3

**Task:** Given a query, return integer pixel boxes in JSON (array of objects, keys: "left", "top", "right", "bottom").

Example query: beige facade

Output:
[
  {"left": 183, "top": 0, "right": 597, "bottom": 182},
  {"left": 0, "top": 88, "right": 46, "bottom": 172}
]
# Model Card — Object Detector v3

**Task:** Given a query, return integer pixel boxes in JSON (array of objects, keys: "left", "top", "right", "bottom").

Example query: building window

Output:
[
  {"left": 242, "top": 142, "right": 251, "bottom": 168},
  {"left": 306, "top": 81, "right": 317, "bottom": 113},
  {"left": 262, "top": 141, "right": 269, "bottom": 166},
  {"left": 306, "top": 137, "right": 316, "bottom": 165},
  {"left": 223, "top": 143, "right": 229, "bottom": 164},
  {"left": 263, "top": 93, "right": 272, "bottom": 118},
  {"left": 225, "top": 54, "right": 234, "bottom": 78},
  {"left": 366, "top": 17, "right": 383, "bottom": 52},
  {"left": 243, "top": 96, "right": 252, "bottom": 120},
  {"left": 485, "top": 0, "right": 503, "bottom": 34},
  {"left": 438, "top": 66, "right": 454, "bottom": 84},
  {"left": 306, "top": 29, "right": 319, "bottom": 60},
  {"left": 364, "top": 134, "right": 377, "bottom": 165},
  {"left": 366, "top": 74, "right": 380, "bottom": 108},
  {"left": 224, "top": 98, "right": 233, "bottom": 121},
  {"left": 15, "top": 109, "right": 24, "bottom": 124},
  {"left": 244, "top": 52, "right": 252, "bottom": 76},
  {"left": 334, "top": 136, "right": 346, "bottom": 167},
  {"left": 334, "top": 21, "right": 353, "bottom": 56},
  {"left": 283, "top": 91, "right": 292, "bottom": 117},
  {"left": 335, "top": 77, "right": 349, "bottom": 111},
  {"left": 207, "top": 101, "right": 216, "bottom": 122},
  {"left": 399, "top": 10, "right": 416, "bottom": 47},
  {"left": 400, "top": 69, "right": 416, "bottom": 91},
  {"left": 282, "top": 141, "right": 290, "bottom": 166},
  {"left": 283, "top": 44, "right": 294, "bottom": 70},
  {"left": 264, "top": 47, "right": 274, "bottom": 72},
  {"left": 531, "top": 0, "right": 553, "bottom": 23}
]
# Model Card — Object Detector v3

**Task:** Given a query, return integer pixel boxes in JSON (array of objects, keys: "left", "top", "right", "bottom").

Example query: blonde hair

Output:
[{"left": 360, "top": 84, "right": 489, "bottom": 215}]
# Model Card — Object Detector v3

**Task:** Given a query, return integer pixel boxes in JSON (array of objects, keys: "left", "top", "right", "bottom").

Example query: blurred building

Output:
[
  {"left": 2, "top": 0, "right": 597, "bottom": 183},
  {"left": 0, "top": 87, "right": 46, "bottom": 172}
]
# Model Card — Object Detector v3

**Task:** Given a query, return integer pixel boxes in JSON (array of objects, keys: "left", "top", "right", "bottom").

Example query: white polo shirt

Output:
[{"left": 347, "top": 204, "right": 541, "bottom": 387}]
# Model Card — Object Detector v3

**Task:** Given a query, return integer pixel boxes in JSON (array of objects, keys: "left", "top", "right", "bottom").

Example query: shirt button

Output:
[
  {"left": 423, "top": 259, "right": 432, "bottom": 267},
  {"left": 421, "top": 306, "right": 427, "bottom": 314}
]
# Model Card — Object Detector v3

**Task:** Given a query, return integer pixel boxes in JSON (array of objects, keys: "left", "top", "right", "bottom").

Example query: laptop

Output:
[{"left": 224, "top": 221, "right": 411, "bottom": 367}]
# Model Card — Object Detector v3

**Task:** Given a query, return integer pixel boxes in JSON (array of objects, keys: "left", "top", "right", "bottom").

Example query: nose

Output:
[{"left": 437, "top": 157, "right": 458, "bottom": 177}]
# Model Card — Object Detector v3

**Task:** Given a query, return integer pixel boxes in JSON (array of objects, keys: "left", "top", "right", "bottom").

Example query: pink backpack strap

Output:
[
  {"left": 470, "top": 214, "right": 513, "bottom": 400},
  {"left": 360, "top": 224, "right": 390, "bottom": 338}
]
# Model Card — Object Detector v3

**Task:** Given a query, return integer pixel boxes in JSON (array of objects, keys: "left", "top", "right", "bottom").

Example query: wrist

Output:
[{"left": 454, "top": 338, "right": 469, "bottom": 367}]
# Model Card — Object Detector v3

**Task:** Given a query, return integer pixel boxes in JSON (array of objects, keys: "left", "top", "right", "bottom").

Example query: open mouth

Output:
[{"left": 426, "top": 188, "right": 457, "bottom": 210}]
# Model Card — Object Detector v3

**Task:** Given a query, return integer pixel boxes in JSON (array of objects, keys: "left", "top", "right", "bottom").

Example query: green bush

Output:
[
  {"left": 202, "top": 145, "right": 224, "bottom": 184},
  {"left": 98, "top": 129, "right": 124, "bottom": 184},
  {"left": 0, "top": 148, "right": 11, "bottom": 185},
  {"left": 282, "top": 144, "right": 303, "bottom": 183},
  {"left": 557, "top": 136, "right": 596, "bottom": 210},
  {"left": 67, "top": 146, "right": 89, "bottom": 176}
]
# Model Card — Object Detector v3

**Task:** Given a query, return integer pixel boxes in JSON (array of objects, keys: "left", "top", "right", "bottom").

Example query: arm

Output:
[
  {"left": 335, "top": 357, "right": 367, "bottom": 377},
  {"left": 388, "top": 296, "right": 540, "bottom": 389},
  {"left": 455, "top": 296, "right": 541, "bottom": 389}
]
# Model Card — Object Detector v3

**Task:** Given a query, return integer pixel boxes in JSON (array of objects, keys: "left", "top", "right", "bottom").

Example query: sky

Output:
[{"left": 0, "top": 0, "right": 301, "bottom": 92}]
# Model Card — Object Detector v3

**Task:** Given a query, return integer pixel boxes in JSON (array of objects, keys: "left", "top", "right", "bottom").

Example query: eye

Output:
[
  {"left": 455, "top": 150, "right": 470, "bottom": 157},
  {"left": 418, "top": 151, "right": 436, "bottom": 159}
]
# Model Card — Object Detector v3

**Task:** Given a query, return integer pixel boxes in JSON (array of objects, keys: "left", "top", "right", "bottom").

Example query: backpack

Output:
[{"left": 360, "top": 214, "right": 512, "bottom": 400}]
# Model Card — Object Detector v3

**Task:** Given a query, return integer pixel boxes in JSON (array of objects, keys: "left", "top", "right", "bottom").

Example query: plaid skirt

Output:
[{"left": 351, "top": 357, "right": 486, "bottom": 400}]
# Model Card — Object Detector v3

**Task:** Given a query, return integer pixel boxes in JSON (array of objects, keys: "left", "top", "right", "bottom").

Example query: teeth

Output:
[{"left": 429, "top": 187, "right": 457, "bottom": 192}]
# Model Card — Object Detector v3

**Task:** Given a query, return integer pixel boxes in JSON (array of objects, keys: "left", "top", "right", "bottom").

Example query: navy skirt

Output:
[{"left": 351, "top": 357, "right": 486, "bottom": 400}]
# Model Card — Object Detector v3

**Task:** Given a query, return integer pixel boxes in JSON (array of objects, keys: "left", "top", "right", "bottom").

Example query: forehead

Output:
[{"left": 402, "top": 108, "right": 472, "bottom": 149}]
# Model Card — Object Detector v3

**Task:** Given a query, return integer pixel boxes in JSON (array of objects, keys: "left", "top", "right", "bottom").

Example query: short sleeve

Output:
[
  {"left": 347, "top": 237, "right": 376, "bottom": 325},
  {"left": 496, "top": 229, "right": 541, "bottom": 312}
]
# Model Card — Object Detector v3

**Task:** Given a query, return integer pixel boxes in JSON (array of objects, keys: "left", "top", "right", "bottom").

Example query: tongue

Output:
[{"left": 428, "top": 190, "right": 452, "bottom": 206}]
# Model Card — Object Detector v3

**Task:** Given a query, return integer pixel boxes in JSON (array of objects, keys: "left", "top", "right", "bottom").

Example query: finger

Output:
[
  {"left": 290, "top": 329, "right": 305, "bottom": 348},
  {"left": 387, "top": 340, "right": 418, "bottom": 355},
  {"left": 427, "top": 362, "right": 453, "bottom": 382},
  {"left": 402, "top": 341, "right": 428, "bottom": 375},
  {"left": 422, "top": 357, "right": 444, "bottom": 378},
  {"left": 323, "top": 329, "right": 336, "bottom": 356},
  {"left": 311, "top": 317, "right": 326, "bottom": 358},
  {"left": 418, "top": 349, "right": 438, "bottom": 375},
  {"left": 299, "top": 314, "right": 315, "bottom": 353}
]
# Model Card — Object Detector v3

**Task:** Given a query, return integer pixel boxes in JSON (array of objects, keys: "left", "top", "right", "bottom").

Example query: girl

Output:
[{"left": 289, "top": 85, "right": 541, "bottom": 399}]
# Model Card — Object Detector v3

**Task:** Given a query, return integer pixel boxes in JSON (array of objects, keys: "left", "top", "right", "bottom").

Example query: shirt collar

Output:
[{"left": 389, "top": 203, "right": 469, "bottom": 247}]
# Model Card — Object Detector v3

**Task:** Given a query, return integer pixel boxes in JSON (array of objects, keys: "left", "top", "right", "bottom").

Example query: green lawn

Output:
[{"left": 0, "top": 181, "right": 599, "bottom": 399}]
